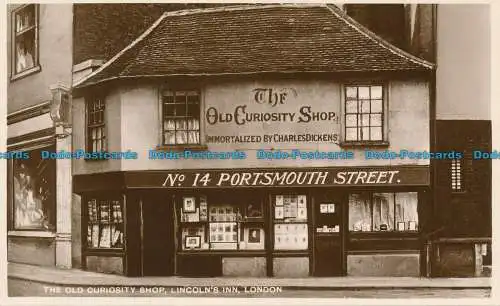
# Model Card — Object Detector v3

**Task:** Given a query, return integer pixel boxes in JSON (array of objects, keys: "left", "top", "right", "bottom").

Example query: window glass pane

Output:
[
  {"left": 98, "top": 110, "right": 104, "bottom": 123},
  {"left": 87, "top": 199, "right": 123, "bottom": 249},
  {"left": 176, "top": 131, "right": 187, "bottom": 144},
  {"left": 13, "top": 147, "right": 56, "bottom": 231},
  {"left": 349, "top": 194, "right": 371, "bottom": 231},
  {"left": 164, "top": 119, "right": 175, "bottom": 130},
  {"left": 371, "top": 99, "right": 383, "bottom": 113},
  {"left": 187, "top": 91, "right": 199, "bottom": 104},
  {"left": 16, "top": 32, "right": 35, "bottom": 73},
  {"left": 370, "top": 114, "right": 382, "bottom": 126},
  {"left": 188, "top": 118, "right": 200, "bottom": 130},
  {"left": 175, "top": 104, "right": 186, "bottom": 117},
  {"left": 176, "top": 119, "right": 187, "bottom": 130},
  {"left": 188, "top": 104, "right": 199, "bottom": 118},
  {"left": 101, "top": 137, "right": 107, "bottom": 152},
  {"left": 360, "top": 114, "right": 370, "bottom": 127},
  {"left": 164, "top": 131, "right": 175, "bottom": 144},
  {"left": 15, "top": 6, "right": 35, "bottom": 32},
  {"left": 371, "top": 86, "right": 383, "bottom": 99},
  {"left": 163, "top": 91, "right": 174, "bottom": 103},
  {"left": 207, "top": 203, "right": 238, "bottom": 250},
  {"left": 370, "top": 127, "right": 383, "bottom": 141},
  {"left": 358, "top": 86, "right": 370, "bottom": 99},
  {"left": 360, "top": 127, "right": 369, "bottom": 141},
  {"left": 346, "top": 100, "right": 357, "bottom": 113},
  {"left": 345, "top": 114, "right": 357, "bottom": 127},
  {"left": 372, "top": 193, "right": 394, "bottom": 231},
  {"left": 395, "top": 192, "right": 418, "bottom": 231},
  {"left": 361, "top": 100, "right": 371, "bottom": 113},
  {"left": 188, "top": 131, "right": 199, "bottom": 144},
  {"left": 345, "top": 128, "right": 357, "bottom": 141},
  {"left": 273, "top": 195, "right": 308, "bottom": 250},
  {"left": 175, "top": 92, "right": 187, "bottom": 104},
  {"left": 164, "top": 104, "right": 174, "bottom": 116},
  {"left": 346, "top": 87, "right": 357, "bottom": 99}
]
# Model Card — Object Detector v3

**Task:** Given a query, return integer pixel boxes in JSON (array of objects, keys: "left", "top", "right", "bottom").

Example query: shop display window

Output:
[
  {"left": 86, "top": 198, "right": 124, "bottom": 249},
  {"left": 273, "top": 195, "right": 308, "bottom": 250},
  {"left": 179, "top": 195, "right": 265, "bottom": 251},
  {"left": 11, "top": 147, "right": 56, "bottom": 231},
  {"left": 349, "top": 192, "right": 418, "bottom": 232}
]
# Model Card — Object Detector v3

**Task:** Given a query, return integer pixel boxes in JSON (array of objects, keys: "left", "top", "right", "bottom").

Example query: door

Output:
[
  {"left": 313, "top": 191, "right": 344, "bottom": 276},
  {"left": 142, "top": 193, "right": 175, "bottom": 276}
]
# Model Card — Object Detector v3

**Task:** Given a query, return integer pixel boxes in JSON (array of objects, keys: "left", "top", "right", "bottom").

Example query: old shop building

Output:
[
  {"left": 6, "top": 4, "right": 75, "bottom": 269},
  {"left": 72, "top": 5, "right": 434, "bottom": 277}
]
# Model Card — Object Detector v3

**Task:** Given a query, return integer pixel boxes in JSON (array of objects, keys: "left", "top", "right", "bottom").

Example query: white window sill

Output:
[
  {"left": 10, "top": 65, "right": 41, "bottom": 82},
  {"left": 8, "top": 230, "right": 56, "bottom": 238}
]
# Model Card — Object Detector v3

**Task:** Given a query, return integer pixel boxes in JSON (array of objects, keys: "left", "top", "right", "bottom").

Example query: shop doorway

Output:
[
  {"left": 313, "top": 191, "right": 345, "bottom": 276},
  {"left": 141, "top": 194, "right": 175, "bottom": 276}
]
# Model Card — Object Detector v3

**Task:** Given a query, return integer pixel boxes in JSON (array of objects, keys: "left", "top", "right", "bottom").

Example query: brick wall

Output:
[{"left": 433, "top": 120, "right": 491, "bottom": 237}]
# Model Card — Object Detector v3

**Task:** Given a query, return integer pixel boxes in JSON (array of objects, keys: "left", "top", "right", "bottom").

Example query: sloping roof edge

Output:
[
  {"left": 74, "top": 4, "right": 435, "bottom": 89},
  {"left": 325, "top": 5, "right": 435, "bottom": 70},
  {"left": 73, "top": 9, "right": 169, "bottom": 88}
]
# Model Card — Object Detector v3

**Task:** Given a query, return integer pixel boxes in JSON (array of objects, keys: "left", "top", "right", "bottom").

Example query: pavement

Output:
[{"left": 7, "top": 262, "right": 492, "bottom": 298}]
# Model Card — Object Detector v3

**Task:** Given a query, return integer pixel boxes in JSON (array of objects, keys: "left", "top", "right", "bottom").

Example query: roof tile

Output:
[{"left": 76, "top": 4, "right": 434, "bottom": 88}]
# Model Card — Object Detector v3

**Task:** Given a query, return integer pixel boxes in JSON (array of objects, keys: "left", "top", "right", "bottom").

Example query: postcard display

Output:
[
  {"left": 274, "top": 195, "right": 308, "bottom": 250},
  {"left": 180, "top": 196, "right": 265, "bottom": 251},
  {"left": 87, "top": 199, "right": 124, "bottom": 249}
]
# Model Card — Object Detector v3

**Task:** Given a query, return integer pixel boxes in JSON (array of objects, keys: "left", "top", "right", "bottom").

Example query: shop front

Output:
[{"left": 74, "top": 165, "right": 429, "bottom": 277}]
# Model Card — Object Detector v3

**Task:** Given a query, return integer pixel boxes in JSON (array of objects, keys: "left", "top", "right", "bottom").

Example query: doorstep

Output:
[{"left": 8, "top": 262, "right": 491, "bottom": 290}]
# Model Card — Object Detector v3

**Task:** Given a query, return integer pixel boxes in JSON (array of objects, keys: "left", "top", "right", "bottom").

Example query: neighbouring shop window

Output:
[
  {"left": 12, "top": 4, "right": 39, "bottom": 76},
  {"left": 86, "top": 96, "right": 106, "bottom": 152},
  {"left": 162, "top": 89, "right": 201, "bottom": 145},
  {"left": 12, "top": 147, "right": 56, "bottom": 231},
  {"left": 273, "top": 195, "right": 308, "bottom": 250},
  {"left": 344, "top": 85, "right": 384, "bottom": 142},
  {"left": 349, "top": 192, "right": 418, "bottom": 232},
  {"left": 179, "top": 195, "right": 264, "bottom": 251},
  {"left": 86, "top": 197, "right": 124, "bottom": 249},
  {"left": 451, "top": 158, "right": 464, "bottom": 192}
]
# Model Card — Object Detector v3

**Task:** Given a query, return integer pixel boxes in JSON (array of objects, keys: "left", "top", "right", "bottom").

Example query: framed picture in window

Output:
[
  {"left": 275, "top": 206, "right": 284, "bottom": 219},
  {"left": 320, "top": 204, "right": 328, "bottom": 213},
  {"left": 276, "top": 195, "right": 284, "bottom": 206},
  {"left": 397, "top": 222, "right": 406, "bottom": 231},
  {"left": 183, "top": 197, "right": 196, "bottom": 213},
  {"left": 408, "top": 221, "right": 417, "bottom": 231},
  {"left": 246, "top": 202, "right": 263, "bottom": 219},
  {"left": 185, "top": 236, "right": 201, "bottom": 249},
  {"left": 248, "top": 228, "right": 261, "bottom": 243}
]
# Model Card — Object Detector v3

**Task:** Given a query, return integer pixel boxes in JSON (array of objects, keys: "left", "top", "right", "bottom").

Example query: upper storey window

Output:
[
  {"left": 11, "top": 4, "right": 40, "bottom": 80},
  {"left": 162, "top": 89, "right": 201, "bottom": 146},
  {"left": 344, "top": 85, "right": 385, "bottom": 144},
  {"left": 86, "top": 96, "right": 107, "bottom": 153}
]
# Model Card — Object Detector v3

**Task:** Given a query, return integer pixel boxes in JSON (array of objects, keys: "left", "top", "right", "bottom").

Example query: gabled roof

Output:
[{"left": 75, "top": 4, "right": 434, "bottom": 88}]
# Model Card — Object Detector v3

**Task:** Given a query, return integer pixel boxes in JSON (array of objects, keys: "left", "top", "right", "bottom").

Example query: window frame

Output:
[
  {"left": 178, "top": 193, "right": 266, "bottom": 253},
  {"left": 348, "top": 191, "right": 419, "bottom": 233},
  {"left": 8, "top": 146, "right": 57, "bottom": 233},
  {"left": 85, "top": 94, "right": 107, "bottom": 156},
  {"left": 450, "top": 158, "right": 465, "bottom": 193},
  {"left": 340, "top": 82, "right": 389, "bottom": 146},
  {"left": 158, "top": 85, "right": 205, "bottom": 150},
  {"left": 271, "top": 193, "right": 309, "bottom": 251},
  {"left": 83, "top": 194, "right": 125, "bottom": 251},
  {"left": 11, "top": 4, "right": 41, "bottom": 81}
]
